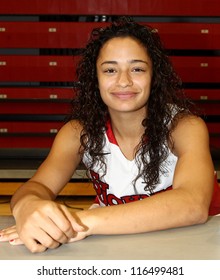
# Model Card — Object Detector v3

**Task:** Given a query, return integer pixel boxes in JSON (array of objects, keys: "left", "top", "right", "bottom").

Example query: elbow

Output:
[
  {"left": 196, "top": 208, "right": 209, "bottom": 224},
  {"left": 188, "top": 203, "right": 209, "bottom": 225}
]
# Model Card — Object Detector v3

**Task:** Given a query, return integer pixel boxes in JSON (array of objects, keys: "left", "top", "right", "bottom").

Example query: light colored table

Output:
[{"left": 0, "top": 215, "right": 220, "bottom": 260}]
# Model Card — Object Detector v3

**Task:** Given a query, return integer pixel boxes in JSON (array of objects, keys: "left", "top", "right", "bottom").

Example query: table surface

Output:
[{"left": 0, "top": 215, "right": 220, "bottom": 260}]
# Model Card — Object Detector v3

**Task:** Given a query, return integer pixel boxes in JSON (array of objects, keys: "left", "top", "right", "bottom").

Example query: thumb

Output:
[
  {"left": 60, "top": 205, "right": 86, "bottom": 232},
  {"left": 70, "top": 219, "right": 86, "bottom": 232}
]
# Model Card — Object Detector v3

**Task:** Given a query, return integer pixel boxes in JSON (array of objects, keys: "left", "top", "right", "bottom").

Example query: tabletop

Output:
[{"left": 0, "top": 215, "right": 220, "bottom": 260}]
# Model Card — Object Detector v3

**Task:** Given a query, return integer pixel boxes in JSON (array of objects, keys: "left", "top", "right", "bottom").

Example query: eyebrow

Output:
[{"left": 100, "top": 59, "right": 149, "bottom": 66}]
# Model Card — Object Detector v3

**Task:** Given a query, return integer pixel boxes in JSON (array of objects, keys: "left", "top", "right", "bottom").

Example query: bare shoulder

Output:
[
  {"left": 55, "top": 120, "right": 83, "bottom": 142},
  {"left": 59, "top": 119, "right": 83, "bottom": 135},
  {"left": 47, "top": 120, "right": 84, "bottom": 158},
  {"left": 171, "top": 115, "right": 210, "bottom": 156},
  {"left": 172, "top": 115, "right": 209, "bottom": 138},
  {"left": 173, "top": 114, "right": 207, "bottom": 131}
]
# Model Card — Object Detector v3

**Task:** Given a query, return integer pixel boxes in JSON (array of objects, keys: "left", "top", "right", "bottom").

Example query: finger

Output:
[
  {"left": 22, "top": 205, "right": 72, "bottom": 244},
  {"left": 0, "top": 225, "right": 17, "bottom": 236},
  {"left": 9, "top": 238, "right": 24, "bottom": 245},
  {"left": 36, "top": 216, "right": 70, "bottom": 244},
  {"left": 18, "top": 220, "right": 61, "bottom": 252},
  {"left": 68, "top": 236, "right": 82, "bottom": 243},
  {"left": 60, "top": 205, "right": 86, "bottom": 232},
  {"left": 0, "top": 225, "right": 16, "bottom": 232},
  {"left": 45, "top": 204, "right": 85, "bottom": 240},
  {"left": 22, "top": 231, "right": 60, "bottom": 253},
  {"left": 0, "top": 227, "right": 19, "bottom": 242},
  {"left": 23, "top": 238, "right": 49, "bottom": 253},
  {"left": 68, "top": 232, "right": 87, "bottom": 243},
  {"left": 39, "top": 203, "right": 76, "bottom": 241}
]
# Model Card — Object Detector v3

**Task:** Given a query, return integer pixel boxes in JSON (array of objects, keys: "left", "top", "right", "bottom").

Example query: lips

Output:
[{"left": 111, "top": 91, "right": 137, "bottom": 99}]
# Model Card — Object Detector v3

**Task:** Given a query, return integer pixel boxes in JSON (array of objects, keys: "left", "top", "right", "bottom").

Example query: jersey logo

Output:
[{"left": 90, "top": 170, "right": 149, "bottom": 206}]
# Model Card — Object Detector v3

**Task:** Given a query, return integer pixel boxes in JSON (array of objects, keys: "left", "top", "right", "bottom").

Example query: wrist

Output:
[
  {"left": 11, "top": 195, "right": 40, "bottom": 218},
  {"left": 76, "top": 209, "right": 96, "bottom": 237}
]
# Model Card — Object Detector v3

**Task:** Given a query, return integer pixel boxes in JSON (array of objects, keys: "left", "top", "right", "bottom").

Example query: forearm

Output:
[
  {"left": 78, "top": 189, "right": 209, "bottom": 236},
  {"left": 11, "top": 180, "right": 55, "bottom": 216}
]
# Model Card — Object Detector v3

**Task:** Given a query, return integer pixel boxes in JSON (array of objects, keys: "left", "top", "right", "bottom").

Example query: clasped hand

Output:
[{"left": 0, "top": 199, "right": 88, "bottom": 253}]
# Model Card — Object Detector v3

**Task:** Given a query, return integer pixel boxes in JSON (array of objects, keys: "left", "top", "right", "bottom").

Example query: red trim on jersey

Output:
[
  {"left": 106, "top": 119, "right": 148, "bottom": 145},
  {"left": 106, "top": 120, "right": 118, "bottom": 145},
  {"left": 209, "top": 173, "right": 220, "bottom": 216}
]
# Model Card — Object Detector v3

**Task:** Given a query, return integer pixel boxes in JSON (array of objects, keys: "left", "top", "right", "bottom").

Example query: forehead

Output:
[{"left": 97, "top": 36, "right": 149, "bottom": 61}]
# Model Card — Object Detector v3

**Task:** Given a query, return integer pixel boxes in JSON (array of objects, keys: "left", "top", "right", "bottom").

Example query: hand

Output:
[
  {"left": 68, "top": 230, "right": 88, "bottom": 243},
  {"left": 12, "top": 199, "right": 86, "bottom": 253},
  {"left": 0, "top": 220, "right": 88, "bottom": 246},
  {"left": 0, "top": 202, "right": 99, "bottom": 250},
  {"left": 67, "top": 205, "right": 99, "bottom": 242},
  {"left": 0, "top": 225, "right": 23, "bottom": 245}
]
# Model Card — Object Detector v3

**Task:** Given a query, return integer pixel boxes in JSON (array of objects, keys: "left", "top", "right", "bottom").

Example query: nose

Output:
[{"left": 117, "top": 71, "right": 133, "bottom": 87}]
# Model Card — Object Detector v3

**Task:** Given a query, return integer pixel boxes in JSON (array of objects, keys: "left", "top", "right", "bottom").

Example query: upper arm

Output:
[
  {"left": 171, "top": 115, "right": 214, "bottom": 208},
  {"left": 29, "top": 120, "right": 83, "bottom": 196}
]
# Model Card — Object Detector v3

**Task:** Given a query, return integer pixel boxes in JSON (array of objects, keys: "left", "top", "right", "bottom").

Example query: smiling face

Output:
[{"left": 96, "top": 36, "right": 153, "bottom": 118}]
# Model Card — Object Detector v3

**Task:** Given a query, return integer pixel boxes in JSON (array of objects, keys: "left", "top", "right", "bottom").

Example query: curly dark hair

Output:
[{"left": 68, "top": 17, "right": 195, "bottom": 193}]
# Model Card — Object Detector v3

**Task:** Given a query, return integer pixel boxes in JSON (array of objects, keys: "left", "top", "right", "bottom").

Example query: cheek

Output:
[
  {"left": 142, "top": 76, "right": 152, "bottom": 89},
  {"left": 135, "top": 79, "right": 151, "bottom": 92},
  {"left": 98, "top": 83, "right": 108, "bottom": 101},
  {"left": 145, "top": 81, "right": 151, "bottom": 91},
  {"left": 98, "top": 78, "right": 114, "bottom": 93},
  {"left": 97, "top": 82, "right": 105, "bottom": 97}
]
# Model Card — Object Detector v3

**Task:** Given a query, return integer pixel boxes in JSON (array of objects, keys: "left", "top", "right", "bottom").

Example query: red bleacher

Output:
[{"left": 0, "top": 0, "right": 219, "bottom": 154}]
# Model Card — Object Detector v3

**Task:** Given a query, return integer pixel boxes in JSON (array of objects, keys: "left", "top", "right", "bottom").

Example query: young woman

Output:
[{"left": 0, "top": 17, "right": 217, "bottom": 253}]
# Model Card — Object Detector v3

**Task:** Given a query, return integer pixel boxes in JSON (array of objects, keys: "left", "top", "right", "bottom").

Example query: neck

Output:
[{"left": 109, "top": 110, "right": 146, "bottom": 141}]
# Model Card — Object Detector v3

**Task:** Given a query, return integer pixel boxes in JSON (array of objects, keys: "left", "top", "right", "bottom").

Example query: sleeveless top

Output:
[
  {"left": 82, "top": 121, "right": 177, "bottom": 207},
  {"left": 82, "top": 121, "right": 220, "bottom": 215}
]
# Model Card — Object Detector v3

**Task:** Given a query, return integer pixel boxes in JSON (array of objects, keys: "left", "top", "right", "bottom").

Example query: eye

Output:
[
  {"left": 103, "top": 68, "right": 117, "bottom": 74},
  {"left": 132, "top": 67, "right": 145, "bottom": 72}
]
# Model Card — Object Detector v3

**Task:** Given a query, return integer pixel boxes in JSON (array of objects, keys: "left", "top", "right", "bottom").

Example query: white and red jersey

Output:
[{"left": 82, "top": 121, "right": 178, "bottom": 207}]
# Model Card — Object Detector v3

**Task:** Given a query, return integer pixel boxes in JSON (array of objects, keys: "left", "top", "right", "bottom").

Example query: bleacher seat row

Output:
[{"left": 0, "top": 0, "right": 219, "bottom": 173}]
